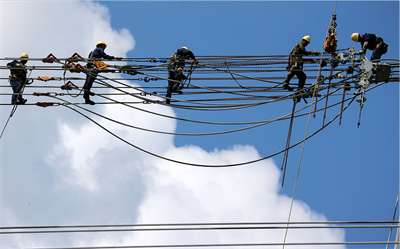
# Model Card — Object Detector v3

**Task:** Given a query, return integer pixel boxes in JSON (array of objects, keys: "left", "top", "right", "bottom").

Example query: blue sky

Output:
[
  {"left": 101, "top": 0, "right": 400, "bottom": 242},
  {"left": 0, "top": 0, "right": 399, "bottom": 247}
]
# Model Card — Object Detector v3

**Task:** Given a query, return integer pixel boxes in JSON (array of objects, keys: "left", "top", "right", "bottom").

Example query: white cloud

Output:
[{"left": 1, "top": 1, "right": 345, "bottom": 248}]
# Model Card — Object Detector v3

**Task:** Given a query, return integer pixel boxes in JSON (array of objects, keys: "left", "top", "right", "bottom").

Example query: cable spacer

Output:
[
  {"left": 37, "top": 76, "right": 56, "bottom": 81},
  {"left": 67, "top": 53, "right": 84, "bottom": 62},
  {"left": 42, "top": 53, "right": 60, "bottom": 63},
  {"left": 33, "top": 92, "right": 50, "bottom": 96},
  {"left": 61, "top": 81, "right": 79, "bottom": 90},
  {"left": 36, "top": 102, "right": 54, "bottom": 108},
  {"left": 69, "top": 63, "right": 86, "bottom": 73}
]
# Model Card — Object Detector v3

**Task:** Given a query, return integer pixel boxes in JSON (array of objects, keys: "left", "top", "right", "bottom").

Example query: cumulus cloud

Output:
[{"left": 1, "top": 1, "right": 345, "bottom": 248}]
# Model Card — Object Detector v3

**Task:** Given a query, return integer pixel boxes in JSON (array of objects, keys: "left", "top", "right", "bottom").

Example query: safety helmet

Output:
[
  {"left": 96, "top": 41, "right": 107, "bottom": 48},
  {"left": 302, "top": 35, "right": 311, "bottom": 43},
  {"left": 351, "top": 33, "right": 359, "bottom": 43},
  {"left": 20, "top": 52, "right": 29, "bottom": 58},
  {"left": 181, "top": 46, "right": 189, "bottom": 50}
]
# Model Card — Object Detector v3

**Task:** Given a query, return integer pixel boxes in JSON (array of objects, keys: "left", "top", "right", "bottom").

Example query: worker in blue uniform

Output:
[
  {"left": 83, "top": 41, "right": 122, "bottom": 105},
  {"left": 7, "top": 53, "right": 29, "bottom": 104},
  {"left": 351, "top": 33, "right": 388, "bottom": 61},
  {"left": 166, "top": 47, "right": 198, "bottom": 104}
]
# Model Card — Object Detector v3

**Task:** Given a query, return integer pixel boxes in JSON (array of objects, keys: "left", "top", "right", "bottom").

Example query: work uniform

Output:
[
  {"left": 166, "top": 48, "right": 196, "bottom": 104},
  {"left": 83, "top": 47, "right": 115, "bottom": 93},
  {"left": 360, "top": 33, "right": 387, "bottom": 61},
  {"left": 284, "top": 42, "right": 314, "bottom": 90},
  {"left": 7, "top": 60, "right": 27, "bottom": 103}
]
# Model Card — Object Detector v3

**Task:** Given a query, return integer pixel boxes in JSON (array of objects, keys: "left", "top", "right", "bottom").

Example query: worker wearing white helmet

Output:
[
  {"left": 6, "top": 52, "right": 30, "bottom": 104},
  {"left": 283, "top": 35, "right": 320, "bottom": 93},
  {"left": 351, "top": 33, "right": 388, "bottom": 61},
  {"left": 83, "top": 41, "right": 122, "bottom": 105}
]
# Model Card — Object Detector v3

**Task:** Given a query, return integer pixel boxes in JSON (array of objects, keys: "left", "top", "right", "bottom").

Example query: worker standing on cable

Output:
[
  {"left": 7, "top": 53, "right": 29, "bottom": 105},
  {"left": 351, "top": 33, "right": 388, "bottom": 61},
  {"left": 166, "top": 46, "right": 198, "bottom": 104},
  {"left": 283, "top": 36, "right": 319, "bottom": 92},
  {"left": 83, "top": 41, "right": 122, "bottom": 105}
]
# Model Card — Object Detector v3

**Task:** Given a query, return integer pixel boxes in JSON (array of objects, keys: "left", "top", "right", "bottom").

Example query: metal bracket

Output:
[{"left": 358, "top": 53, "right": 373, "bottom": 90}]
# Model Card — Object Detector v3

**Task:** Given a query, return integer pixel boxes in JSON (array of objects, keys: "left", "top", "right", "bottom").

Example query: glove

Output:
[
  {"left": 115, "top": 57, "right": 123, "bottom": 60},
  {"left": 356, "top": 50, "right": 364, "bottom": 55}
]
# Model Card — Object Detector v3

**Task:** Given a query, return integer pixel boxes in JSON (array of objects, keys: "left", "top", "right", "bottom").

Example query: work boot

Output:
[
  {"left": 19, "top": 99, "right": 27, "bottom": 104},
  {"left": 85, "top": 98, "right": 95, "bottom": 105},
  {"left": 89, "top": 91, "right": 96, "bottom": 96},
  {"left": 282, "top": 82, "right": 293, "bottom": 91},
  {"left": 84, "top": 91, "right": 95, "bottom": 105}
]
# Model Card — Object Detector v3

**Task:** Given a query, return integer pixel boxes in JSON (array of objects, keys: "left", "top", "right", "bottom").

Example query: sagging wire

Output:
[
  {"left": 54, "top": 94, "right": 356, "bottom": 168},
  {"left": 48, "top": 86, "right": 353, "bottom": 137}
]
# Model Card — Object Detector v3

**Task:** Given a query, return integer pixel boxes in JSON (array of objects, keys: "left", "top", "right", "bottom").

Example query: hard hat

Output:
[
  {"left": 20, "top": 52, "right": 29, "bottom": 58},
  {"left": 302, "top": 35, "right": 311, "bottom": 43},
  {"left": 96, "top": 41, "right": 107, "bottom": 48},
  {"left": 351, "top": 33, "right": 359, "bottom": 43},
  {"left": 181, "top": 46, "right": 189, "bottom": 50}
]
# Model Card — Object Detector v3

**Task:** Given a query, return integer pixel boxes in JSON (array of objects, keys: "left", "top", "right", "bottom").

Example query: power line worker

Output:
[
  {"left": 166, "top": 47, "right": 198, "bottom": 104},
  {"left": 351, "top": 33, "right": 388, "bottom": 61},
  {"left": 7, "top": 53, "right": 29, "bottom": 105},
  {"left": 283, "top": 36, "right": 319, "bottom": 92},
  {"left": 83, "top": 41, "right": 122, "bottom": 105}
]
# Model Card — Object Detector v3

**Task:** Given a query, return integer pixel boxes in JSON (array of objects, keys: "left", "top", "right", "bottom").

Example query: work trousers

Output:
[
  {"left": 371, "top": 42, "right": 386, "bottom": 61},
  {"left": 285, "top": 69, "right": 307, "bottom": 89},
  {"left": 9, "top": 78, "right": 24, "bottom": 102},
  {"left": 83, "top": 71, "right": 98, "bottom": 91}
]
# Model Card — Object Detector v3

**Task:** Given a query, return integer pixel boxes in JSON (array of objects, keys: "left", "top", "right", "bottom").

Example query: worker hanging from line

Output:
[
  {"left": 7, "top": 53, "right": 30, "bottom": 105},
  {"left": 351, "top": 33, "right": 388, "bottom": 61},
  {"left": 166, "top": 46, "right": 198, "bottom": 104},
  {"left": 83, "top": 41, "right": 122, "bottom": 105},
  {"left": 283, "top": 35, "right": 320, "bottom": 92}
]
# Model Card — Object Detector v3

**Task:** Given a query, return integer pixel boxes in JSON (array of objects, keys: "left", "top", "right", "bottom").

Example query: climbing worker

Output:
[
  {"left": 166, "top": 47, "right": 198, "bottom": 104},
  {"left": 83, "top": 41, "right": 122, "bottom": 105},
  {"left": 351, "top": 33, "right": 388, "bottom": 61},
  {"left": 283, "top": 35, "right": 320, "bottom": 92},
  {"left": 7, "top": 53, "right": 29, "bottom": 105}
]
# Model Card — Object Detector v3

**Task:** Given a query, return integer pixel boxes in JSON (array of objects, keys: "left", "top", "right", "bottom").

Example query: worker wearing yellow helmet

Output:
[
  {"left": 83, "top": 41, "right": 122, "bottom": 105},
  {"left": 166, "top": 46, "right": 198, "bottom": 104},
  {"left": 283, "top": 36, "right": 320, "bottom": 94},
  {"left": 351, "top": 33, "right": 388, "bottom": 61},
  {"left": 6, "top": 52, "right": 30, "bottom": 104}
]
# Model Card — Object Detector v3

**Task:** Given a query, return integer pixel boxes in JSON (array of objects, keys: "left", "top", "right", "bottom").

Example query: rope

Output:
[
  {"left": 0, "top": 68, "right": 33, "bottom": 140},
  {"left": 283, "top": 2, "right": 338, "bottom": 247},
  {"left": 281, "top": 101, "right": 296, "bottom": 186}
]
